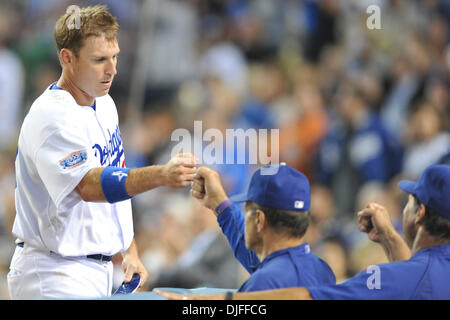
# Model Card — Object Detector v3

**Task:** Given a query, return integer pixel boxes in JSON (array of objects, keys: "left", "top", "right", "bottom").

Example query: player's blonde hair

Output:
[{"left": 54, "top": 5, "right": 119, "bottom": 57}]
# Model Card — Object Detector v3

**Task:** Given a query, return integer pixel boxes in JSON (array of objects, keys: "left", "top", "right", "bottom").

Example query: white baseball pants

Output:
[{"left": 7, "top": 244, "right": 114, "bottom": 299}]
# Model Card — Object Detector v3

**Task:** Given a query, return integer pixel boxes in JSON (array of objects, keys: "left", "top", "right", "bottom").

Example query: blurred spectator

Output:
[
  {"left": 316, "top": 82, "right": 403, "bottom": 219},
  {"left": 320, "top": 237, "right": 350, "bottom": 283},
  {"left": 0, "top": 6, "right": 25, "bottom": 151},
  {"left": 317, "top": 45, "right": 346, "bottom": 103},
  {"left": 143, "top": 196, "right": 242, "bottom": 290},
  {"left": 304, "top": 185, "right": 352, "bottom": 280},
  {"left": 199, "top": 37, "right": 249, "bottom": 99},
  {"left": 427, "top": 14, "right": 448, "bottom": 71},
  {"left": 0, "top": 151, "right": 16, "bottom": 299},
  {"left": 279, "top": 80, "right": 329, "bottom": 180},
  {"left": 304, "top": 185, "right": 335, "bottom": 249},
  {"left": 424, "top": 77, "right": 450, "bottom": 121},
  {"left": 143, "top": 0, "right": 198, "bottom": 89},
  {"left": 302, "top": 0, "right": 340, "bottom": 64},
  {"left": 232, "top": 61, "right": 279, "bottom": 130},
  {"left": 125, "top": 193, "right": 195, "bottom": 291},
  {"left": 382, "top": 36, "right": 430, "bottom": 139},
  {"left": 403, "top": 102, "right": 450, "bottom": 179}
]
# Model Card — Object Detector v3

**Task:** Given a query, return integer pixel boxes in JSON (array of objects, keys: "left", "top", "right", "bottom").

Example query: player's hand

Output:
[
  {"left": 191, "top": 166, "right": 228, "bottom": 214},
  {"left": 122, "top": 250, "right": 149, "bottom": 292},
  {"left": 357, "top": 202, "right": 396, "bottom": 244},
  {"left": 161, "top": 153, "right": 197, "bottom": 188}
]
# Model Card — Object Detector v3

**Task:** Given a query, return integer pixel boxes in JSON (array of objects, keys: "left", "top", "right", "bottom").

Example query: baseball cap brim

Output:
[
  {"left": 229, "top": 192, "right": 249, "bottom": 203},
  {"left": 398, "top": 180, "right": 417, "bottom": 195}
]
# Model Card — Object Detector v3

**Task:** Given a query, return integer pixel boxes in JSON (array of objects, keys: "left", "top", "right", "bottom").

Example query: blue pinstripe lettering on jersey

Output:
[{"left": 92, "top": 124, "right": 125, "bottom": 167}]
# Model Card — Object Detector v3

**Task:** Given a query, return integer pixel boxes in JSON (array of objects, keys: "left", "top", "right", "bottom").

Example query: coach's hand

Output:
[
  {"left": 161, "top": 153, "right": 197, "bottom": 188},
  {"left": 357, "top": 202, "right": 395, "bottom": 243},
  {"left": 357, "top": 202, "right": 412, "bottom": 262},
  {"left": 191, "top": 167, "right": 228, "bottom": 214}
]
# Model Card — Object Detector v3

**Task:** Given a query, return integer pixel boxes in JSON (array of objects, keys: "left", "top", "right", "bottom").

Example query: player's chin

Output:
[{"left": 96, "top": 86, "right": 112, "bottom": 96}]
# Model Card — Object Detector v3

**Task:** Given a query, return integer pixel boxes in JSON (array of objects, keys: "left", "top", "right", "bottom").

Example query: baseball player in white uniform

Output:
[{"left": 7, "top": 5, "right": 197, "bottom": 299}]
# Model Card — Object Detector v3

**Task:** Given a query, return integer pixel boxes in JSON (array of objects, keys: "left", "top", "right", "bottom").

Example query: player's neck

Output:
[
  {"left": 259, "top": 233, "right": 305, "bottom": 262},
  {"left": 57, "top": 75, "right": 95, "bottom": 106},
  {"left": 411, "top": 227, "right": 450, "bottom": 255}
]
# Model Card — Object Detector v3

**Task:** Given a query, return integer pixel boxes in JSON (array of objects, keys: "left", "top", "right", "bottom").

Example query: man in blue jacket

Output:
[{"left": 188, "top": 163, "right": 336, "bottom": 292}]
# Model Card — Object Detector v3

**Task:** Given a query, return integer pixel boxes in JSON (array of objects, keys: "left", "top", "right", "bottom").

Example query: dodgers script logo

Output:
[{"left": 92, "top": 125, "right": 126, "bottom": 168}]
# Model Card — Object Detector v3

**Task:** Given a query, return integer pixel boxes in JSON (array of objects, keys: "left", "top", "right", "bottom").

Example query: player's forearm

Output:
[
  {"left": 380, "top": 231, "right": 412, "bottom": 262},
  {"left": 230, "top": 287, "right": 313, "bottom": 300},
  {"left": 122, "top": 238, "right": 139, "bottom": 258},
  {"left": 156, "top": 287, "right": 314, "bottom": 300},
  {"left": 124, "top": 165, "right": 165, "bottom": 196},
  {"left": 76, "top": 165, "right": 165, "bottom": 202}
]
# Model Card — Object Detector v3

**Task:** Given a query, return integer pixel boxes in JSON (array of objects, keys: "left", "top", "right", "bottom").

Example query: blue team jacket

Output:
[
  {"left": 308, "top": 244, "right": 450, "bottom": 299},
  {"left": 217, "top": 204, "right": 336, "bottom": 292}
]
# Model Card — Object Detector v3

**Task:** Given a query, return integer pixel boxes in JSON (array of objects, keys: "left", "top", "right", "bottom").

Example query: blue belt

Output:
[
  {"left": 17, "top": 242, "right": 113, "bottom": 262},
  {"left": 85, "top": 254, "right": 113, "bottom": 262}
]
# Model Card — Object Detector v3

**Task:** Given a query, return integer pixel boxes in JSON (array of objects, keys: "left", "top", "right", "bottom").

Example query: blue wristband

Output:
[
  {"left": 215, "top": 199, "right": 233, "bottom": 215},
  {"left": 100, "top": 166, "right": 132, "bottom": 203}
]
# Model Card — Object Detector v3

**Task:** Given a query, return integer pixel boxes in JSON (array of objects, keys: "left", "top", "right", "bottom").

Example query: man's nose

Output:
[{"left": 106, "top": 58, "right": 117, "bottom": 76}]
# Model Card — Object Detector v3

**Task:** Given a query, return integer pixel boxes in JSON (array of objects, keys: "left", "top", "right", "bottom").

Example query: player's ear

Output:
[
  {"left": 415, "top": 203, "right": 426, "bottom": 225},
  {"left": 255, "top": 209, "right": 266, "bottom": 232},
  {"left": 59, "top": 48, "right": 75, "bottom": 67}
]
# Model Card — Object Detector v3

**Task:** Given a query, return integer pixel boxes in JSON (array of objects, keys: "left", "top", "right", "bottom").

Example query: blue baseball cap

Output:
[
  {"left": 398, "top": 164, "right": 450, "bottom": 220},
  {"left": 229, "top": 163, "right": 310, "bottom": 211}
]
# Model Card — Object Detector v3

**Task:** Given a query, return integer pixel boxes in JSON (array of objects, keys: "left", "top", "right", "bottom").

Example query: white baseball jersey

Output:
[{"left": 12, "top": 83, "right": 133, "bottom": 257}]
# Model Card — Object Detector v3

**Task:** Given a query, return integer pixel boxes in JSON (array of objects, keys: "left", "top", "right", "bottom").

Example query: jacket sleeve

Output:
[{"left": 217, "top": 204, "right": 260, "bottom": 274}]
